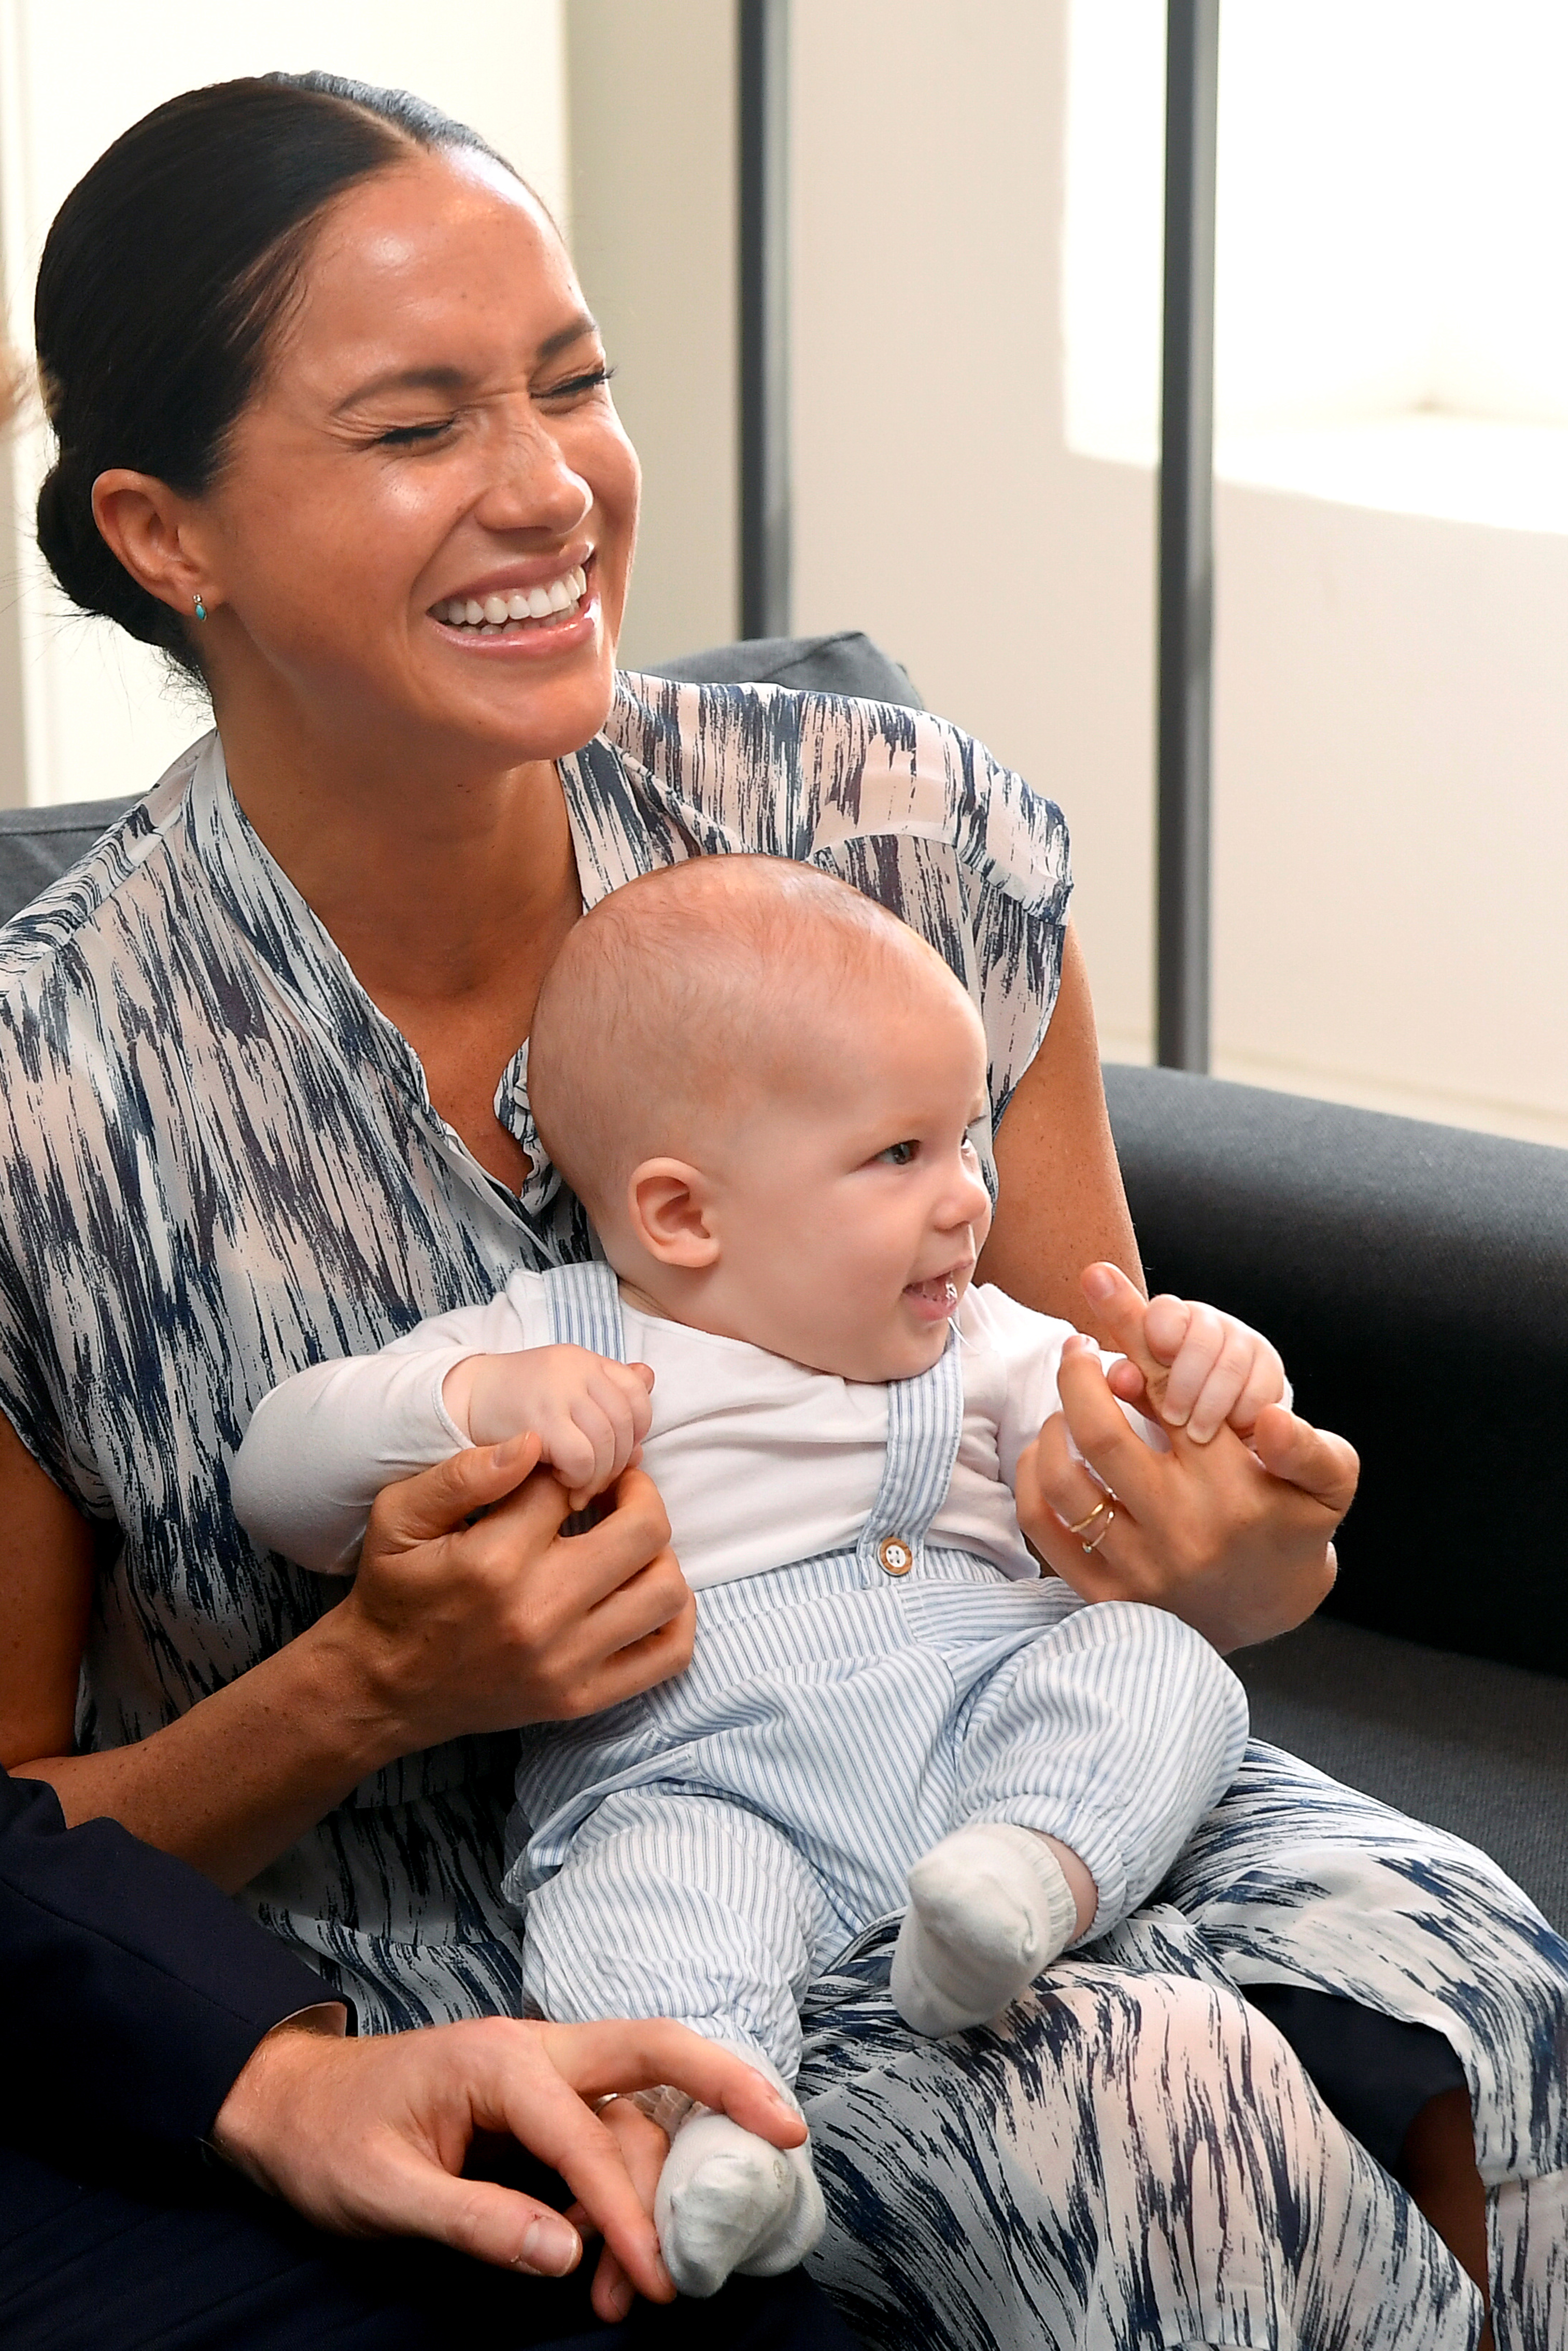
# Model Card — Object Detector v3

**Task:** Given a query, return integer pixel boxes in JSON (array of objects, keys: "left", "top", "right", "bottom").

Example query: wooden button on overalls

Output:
[{"left": 878, "top": 1535, "right": 913, "bottom": 1576}]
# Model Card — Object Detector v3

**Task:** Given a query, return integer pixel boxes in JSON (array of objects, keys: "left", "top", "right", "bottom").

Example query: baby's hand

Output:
[
  {"left": 1082, "top": 1264, "right": 1287, "bottom": 1443},
  {"left": 443, "top": 1347, "right": 655, "bottom": 1508}
]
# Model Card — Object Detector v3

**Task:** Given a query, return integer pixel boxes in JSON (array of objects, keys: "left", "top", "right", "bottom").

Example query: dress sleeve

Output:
[
  {"left": 798, "top": 703, "right": 1074, "bottom": 1132},
  {"left": 230, "top": 1288, "right": 530, "bottom": 1574},
  {"left": 597, "top": 681, "right": 1073, "bottom": 1151}
]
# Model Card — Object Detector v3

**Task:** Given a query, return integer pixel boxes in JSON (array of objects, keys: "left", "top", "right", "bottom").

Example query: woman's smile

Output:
[{"left": 428, "top": 557, "right": 596, "bottom": 655}]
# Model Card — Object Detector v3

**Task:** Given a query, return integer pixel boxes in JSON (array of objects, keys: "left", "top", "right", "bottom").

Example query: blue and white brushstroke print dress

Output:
[{"left": 0, "top": 674, "right": 1560, "bottom": 2349}]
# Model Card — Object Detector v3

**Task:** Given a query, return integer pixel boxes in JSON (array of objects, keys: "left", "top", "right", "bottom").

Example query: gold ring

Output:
[
  {"left": 1082, "top": 1507, "right": 1116, "bottom": 1555},
  {"left": 1066, "top": 1494, "right": 1114, "bottom": 1539}
]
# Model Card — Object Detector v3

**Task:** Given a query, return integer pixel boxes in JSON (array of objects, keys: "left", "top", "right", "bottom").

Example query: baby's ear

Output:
[{"left": 627, "top": 1157, "right": 719, "bottom": 1268}]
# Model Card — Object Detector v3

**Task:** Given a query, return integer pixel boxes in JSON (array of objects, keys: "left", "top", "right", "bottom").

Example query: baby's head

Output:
[{"left": 529, "top": 857, "right": 993, "bottom": 1381}]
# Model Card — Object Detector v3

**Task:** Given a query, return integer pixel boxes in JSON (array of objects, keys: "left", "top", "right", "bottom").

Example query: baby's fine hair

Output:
[{"left": 528, "top": 855, "right": 976, "bottom": 1221}]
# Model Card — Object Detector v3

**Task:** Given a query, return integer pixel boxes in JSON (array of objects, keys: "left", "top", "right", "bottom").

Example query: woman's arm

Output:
[
  {"left": 0, "top": 1417, "right": 695, "bottom": 1892},
  {"left": 979, "top": 924, "right": 1354, "bottom": 1649},
  {"left": 978, "top": 926, "right": 1146, "bottom": 1325}
]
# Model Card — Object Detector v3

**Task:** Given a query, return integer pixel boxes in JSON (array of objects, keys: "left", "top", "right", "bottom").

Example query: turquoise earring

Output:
[{"left": 193, "top": 595, "right": 207, "bottom": 622}]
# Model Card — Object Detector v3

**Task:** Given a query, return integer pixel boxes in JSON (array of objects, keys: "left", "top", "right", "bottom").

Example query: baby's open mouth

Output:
[{"left": 904, "top": 1268, "right": 968, "bottom": 1320}]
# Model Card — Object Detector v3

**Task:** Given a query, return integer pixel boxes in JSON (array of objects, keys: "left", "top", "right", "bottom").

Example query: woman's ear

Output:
[
  {"left": 91, "top": 469, "right": 219, "bottom": 618},
  {"left": 627, "top": 1157, "right": 719, "bottom": 1270}
]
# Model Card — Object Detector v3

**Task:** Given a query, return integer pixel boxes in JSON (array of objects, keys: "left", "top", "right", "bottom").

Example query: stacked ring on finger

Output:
[{"left": 1066, "top": 1492, "right": 1118, "bottom": 1554}]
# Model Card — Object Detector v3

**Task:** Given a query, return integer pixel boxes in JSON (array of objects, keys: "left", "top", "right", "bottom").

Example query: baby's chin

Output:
[{"left": 836, "top": 1304, "right": 961, "bottom": 1386}]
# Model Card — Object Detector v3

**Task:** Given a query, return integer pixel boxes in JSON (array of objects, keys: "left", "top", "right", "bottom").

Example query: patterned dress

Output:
[{"left": 0, "top": 676, "right": 1560, "bottom": 2348}]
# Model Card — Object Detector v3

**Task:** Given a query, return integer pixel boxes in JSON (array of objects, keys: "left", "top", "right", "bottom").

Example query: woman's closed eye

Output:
[
  {"left": 373, "top": 417, "right": 458, "bottom": 449},
  {"left": 537, "top": 364, "right": 616, "bottom": 405}
]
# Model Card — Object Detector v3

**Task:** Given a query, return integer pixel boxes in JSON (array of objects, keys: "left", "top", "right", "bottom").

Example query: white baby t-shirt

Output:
[{"left": 233, "top": 1277, "right": 1141, "bottom": 1590}]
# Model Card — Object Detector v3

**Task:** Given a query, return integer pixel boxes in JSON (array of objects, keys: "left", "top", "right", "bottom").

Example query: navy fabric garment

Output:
[
  {"left": 0, "top": 1768, "right": 330, "bottom": 2145},
  {"left": 0, "top": 2137, "right": 855, "bottom": 2351}
]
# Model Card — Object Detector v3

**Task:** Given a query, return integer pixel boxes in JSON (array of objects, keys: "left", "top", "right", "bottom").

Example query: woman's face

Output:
[{"left": 194, "top": 146, "right": 639, "bottom": 769}]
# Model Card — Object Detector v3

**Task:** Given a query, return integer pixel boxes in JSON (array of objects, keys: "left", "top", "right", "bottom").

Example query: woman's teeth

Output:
[{"left": 434, "top": 565, "right": 588, "bottom": 631}]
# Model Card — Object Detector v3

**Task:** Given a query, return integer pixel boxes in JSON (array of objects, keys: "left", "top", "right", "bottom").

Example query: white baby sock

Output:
[
  {"left": 654, "top": 2062, "right": 826, "bottom": 2301},
  {"left": 890, "top": 1821, "right": 1081, "bottom": 2037}
]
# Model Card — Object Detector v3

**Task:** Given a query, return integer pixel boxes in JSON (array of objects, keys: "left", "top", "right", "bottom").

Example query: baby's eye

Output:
[{"left": 877, "top": 1140, "right": 920, "bottom": 1167}]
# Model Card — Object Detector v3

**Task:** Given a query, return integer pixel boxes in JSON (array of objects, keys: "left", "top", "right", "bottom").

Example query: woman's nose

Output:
[{"left": 476, "top": 417, "right": 593, "bottom": 540}]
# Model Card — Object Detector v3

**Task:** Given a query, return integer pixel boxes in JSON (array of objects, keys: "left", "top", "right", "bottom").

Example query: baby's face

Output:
[{"left": 687, "top": 978, "right": 993, "bottom": 1383}]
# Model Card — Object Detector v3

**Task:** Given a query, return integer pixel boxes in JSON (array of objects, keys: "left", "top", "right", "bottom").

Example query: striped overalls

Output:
[{"left": 506, "top": 1260, "right": 1248, "bottom": 2078}]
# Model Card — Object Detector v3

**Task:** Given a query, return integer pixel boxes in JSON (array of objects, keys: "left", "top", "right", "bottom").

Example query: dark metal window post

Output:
[
  {"left": 1157, "top": 0, "right": 1220, "bottom": 1072},
  {"left": 739, "top": 0, "right": 792, "bottom": 640}
]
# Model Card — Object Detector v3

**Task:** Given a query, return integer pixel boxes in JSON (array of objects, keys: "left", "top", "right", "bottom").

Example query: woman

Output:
[{"left": 0, "top": 72, "right": 1560, "bottom": 2348}]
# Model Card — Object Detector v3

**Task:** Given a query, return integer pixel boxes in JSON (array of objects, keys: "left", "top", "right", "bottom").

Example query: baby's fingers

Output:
[
  {"left": 541, "top": 1410, "right": 603, "bottom": 1498},
  {"left": 564, "top": 1376, "right": 648, "bottom": 1507},
  {"left": 1184, "top": 1319, "right": 1280, "bottom": 1443},
  {"left": 615, "top": 1363, "right": 656, "bottom": 1445},
  {"left": 1226, "top": 1338, "right": 1288, "bottom": 1439},
  {"left": 1159, "top": 1300, "right": 1228, "bottom": 1431}
]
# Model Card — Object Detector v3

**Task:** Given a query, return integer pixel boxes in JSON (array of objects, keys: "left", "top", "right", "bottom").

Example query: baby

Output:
[{"left": 234, "top": 858, "right": 1282, "bottom": 2299}]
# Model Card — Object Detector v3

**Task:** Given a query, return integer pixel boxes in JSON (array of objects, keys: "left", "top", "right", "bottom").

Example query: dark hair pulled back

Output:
[{"left": 34, "top": 71, "right": 512, "bottom": 679}]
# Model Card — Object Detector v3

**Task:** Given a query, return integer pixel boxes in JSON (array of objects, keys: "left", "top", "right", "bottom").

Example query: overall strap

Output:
[
  {"left": 541, "top": 1257, "right": 627, "bottom": 1363},
  {"left": 856, "top": 1331, "right": 965, "bottom": 1582}
]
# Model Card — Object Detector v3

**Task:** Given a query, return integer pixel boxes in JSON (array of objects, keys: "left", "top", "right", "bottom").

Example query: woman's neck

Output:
[{"left": 216, "top": 696, "right": 585, "bottom": 1189}]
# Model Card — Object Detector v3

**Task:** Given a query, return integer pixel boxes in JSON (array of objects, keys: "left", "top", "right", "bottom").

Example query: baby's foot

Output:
[
  {"left": 891, "top": 1822, "right": 1079, "bottom": 2036},
  {"left": 655, "top": 2109, "right": 825, "bottom": 2299}
]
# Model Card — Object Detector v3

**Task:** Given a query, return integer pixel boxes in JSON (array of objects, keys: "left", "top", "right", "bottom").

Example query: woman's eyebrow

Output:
[{"left": 334, "top": 316, "right": 601, "bottom": 413}]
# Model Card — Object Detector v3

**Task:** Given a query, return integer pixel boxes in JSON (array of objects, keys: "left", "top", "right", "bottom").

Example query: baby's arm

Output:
[{"left": 231, "top": 1292, "right": 651, "bottom": 1573}]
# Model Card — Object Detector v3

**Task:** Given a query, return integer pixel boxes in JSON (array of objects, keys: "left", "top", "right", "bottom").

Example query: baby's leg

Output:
[
  {"left": 894, "top": 1598, "right": 1248, "bottom": 2035},
  {"left": 892, "top": 1821, "right": 1083, "bottom": 2036},
  {"left": 521, "top": 1789, "right": 828, "bottom": 2298}
]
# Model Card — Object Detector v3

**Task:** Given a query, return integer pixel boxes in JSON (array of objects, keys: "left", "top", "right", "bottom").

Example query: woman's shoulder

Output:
[
  {"left": 0, "top": 739, "right": 205, "bottom": 1014},
  {"left": 590, "top": 671, "right": 1070, "bottom": 919}
]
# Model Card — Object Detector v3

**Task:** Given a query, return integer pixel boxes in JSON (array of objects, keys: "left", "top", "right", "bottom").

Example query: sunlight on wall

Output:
[{"left": 1064, "top": 0, "right": 1568, "bottom": 511}]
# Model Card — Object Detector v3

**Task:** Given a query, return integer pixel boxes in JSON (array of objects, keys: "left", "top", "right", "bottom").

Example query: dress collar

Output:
[{"left": 186, "top": 731, "right": 568, "bottom": 1228}]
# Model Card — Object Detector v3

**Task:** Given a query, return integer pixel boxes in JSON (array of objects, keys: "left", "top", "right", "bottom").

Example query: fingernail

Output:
[
  {"left": 1081, "top": 1265, "right": 1115, "bottom": 1301},
  {"left": 493, "top": 1434, "right": 523, "bottom": 1467},
  {"left": 654, "top": 2255, "right": 675, "bottom": 2295},
  {"left": 607, "top": 2275, "right": 634, "bottom": 2318},
  {"left": 518, "top": 2215, "right": 579, "bottom": 2276}
]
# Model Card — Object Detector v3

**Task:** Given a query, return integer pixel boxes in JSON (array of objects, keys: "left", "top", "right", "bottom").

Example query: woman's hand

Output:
[
  {"left": 334, "top": 1439, "right": 697, "bottom": 1752},
  {"left": 0, "top": 1425, "right": 694, "bottom": 1893},
  {"left": 1015, "top": 1285, "right": 1358, "bottom": 1653},
  {"left": 210, "top": 2013, "right": 804, "bottom": 2320}
]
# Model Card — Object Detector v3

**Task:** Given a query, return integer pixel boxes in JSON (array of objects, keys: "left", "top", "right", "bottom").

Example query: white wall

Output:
[
  {"left": 566, "top": 0, "right": 738, "bottom": 669},
  {"left": 780, "top": 0, "right": 1568, "bottom": 1146},
  {"left": 0, "top": 0, "right": 567, "bottom": 807},
  {"left": 786, "top": 1, "right": 1158, "bottom": 1095}
]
